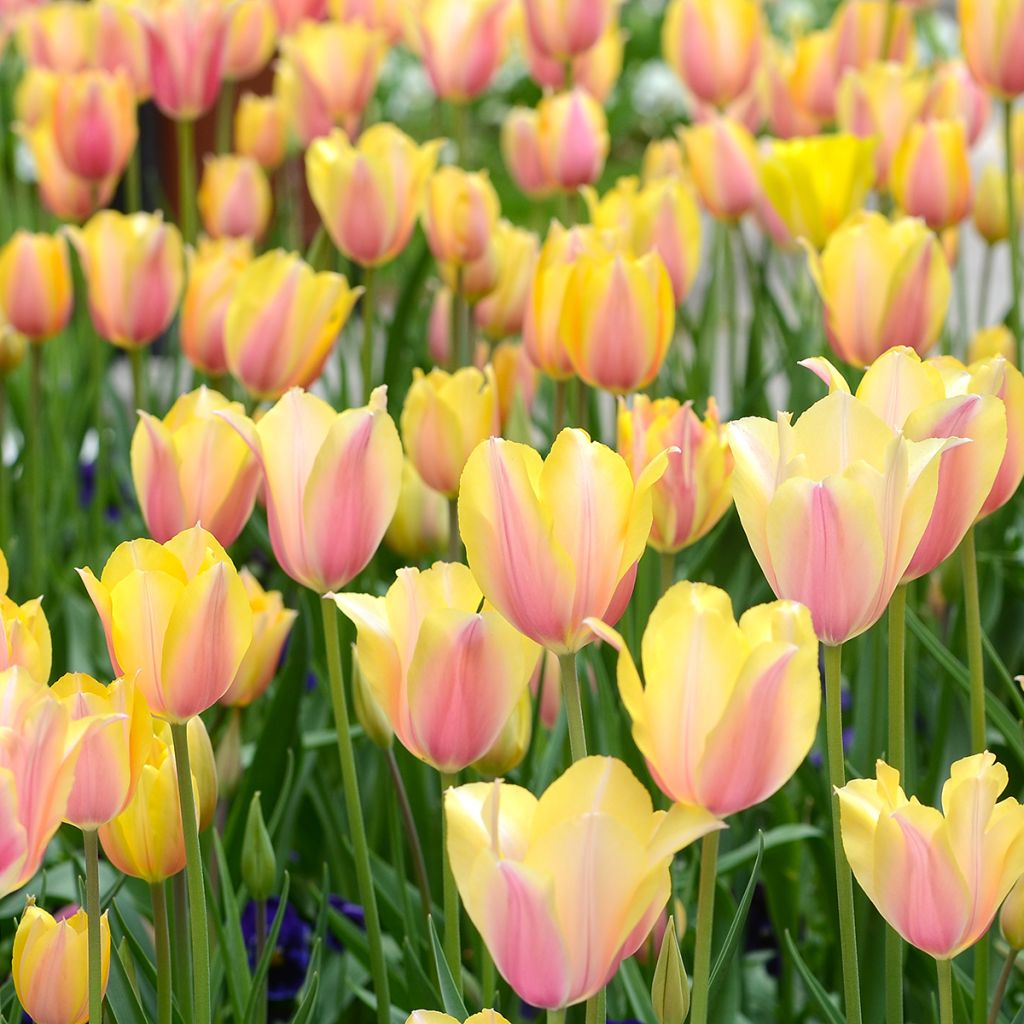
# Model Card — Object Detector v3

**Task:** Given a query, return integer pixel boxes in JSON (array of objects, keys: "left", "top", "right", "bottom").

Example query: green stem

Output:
[
  {"left": 177, "top": 119, "right": 197, "bottom": 245},
  {"left": 84, "top": 829, "right": 104, "bottom": 1024},
  {"left": 171, "top": 871, "right": 194, "bottom": 1023},
  {"left": 170, "top": 721, "right": 211, "bottom": 1024},
  {"left": 480, "top": 938, "right": 496, "bottom": 1008},
  {"left": 557, "top": 652, "right": 587, "bottom": 762},
  {"left": 978, "top": 245, "right": 994, "bottom": 333},
  {"left": 553, "top": 379, "right": 566, "bottom": 437},
  {"left": 254, "top": 898, "right": 268, "bottom": 1024},
  {"left": 125, "top": 143, "right": 142, "bottom": 214},
  {"left": 659, "top": 551, "right": 676, "bottom": 597},
  {"left": 151, "top": 882, "right": 172, "bottom": 1024},
  {"left": 452, "top": 270, "right": 467, "bottom": 370},
  {"left": 690, "top": 830, "right": 720, "bottom": 1024},
  {"left": 988, "top": 948, "right": 1018, "bottom": 1024},
  {"left": 1004, "top": 99, "right": 1022, "bottom": 365},
  {"left": 585, "top": 988, "right": 605, "bottom": 1024},
  {"left": 385, "top": 747, "right": 432, "bottom": 926},
  {"left": 887, "top": 585, "right": 907, "bottom": 1024},
  {"left": 361, "top": 266, "right": 376, "bottom": 402},
  {"left": 320, "top": 597, "right": 391, "bottom": 1024},
  {"left": 447, "top": 497, "right": 461, "bottom": 563},
  {"left": 824, "top": 643, "right": 863, "bottom": 1024},
  {"left": 938, "top": 958, "right": 954, "bottom": 1024},
  {"left": 216, "top": 80, "right": 236, "bottom": 155},
  {"left": 440, "top": 770, "right": 463, "bottom": 996},
  {"left": 28, "top": 343, "right": 43, "bottom": 595},
  {"left": 130, "top": 348, "right": 147, "bottom": 414},
  {"left": 548, "top": 1009, "right": 566, "bottom": 1024},
  {"left": 574, "top": 377, "right": 588, "bottom": 434}
]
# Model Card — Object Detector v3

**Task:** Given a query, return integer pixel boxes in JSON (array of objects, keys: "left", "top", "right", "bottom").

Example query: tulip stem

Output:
[
  {"left": 27, "top": 343, "right": 44, "bottom": 595},
  {"left": 824, "top": 643, "right": 863, "bottom": 1024},
  {"left": 385, "top": 747, "right": 433, "bottom": 926},
  {"left": 362, "top": 266, "right": 376, "bottom": 402},
  {"left": 690, "top": 829, "right": 720, "bottom": 1024},
  {"left": 1004, "top": 99, "right": 1022, "bottom": 364},
  {"left": 452, "top": 271, "right": 469, "bottom": 370},
  {"left": 448, "top": 497, "right": 461, "bottom": 562},
  {"left": 84, "top": 829, "right": 104, "bottom": 1024},
  {"left": 177, "top": 119, "right": 197, "bottom": 245},
  {"left": 548, "top": 1010, "right": 566, "bottom": 1024},
  {"left": 938, "top": 958, "right": 954, "bottom": 1024},
  {"left": 558, "top": 652, "right": 587, "bottom": 762},
  {"left": 171, "top": 871, "right": 194, "bottom": 1022},
  {"left": 659, "top": 551, "right": 676, "bottom": 596},
  {"left": 125, "top": 145, "right": 142, "bottom": 214},
  {"left": 886, "top": 585, "right": 907, "bottom": 1024},
  {"left": 320, "top": 596, "right": 392, "bottom": 1024},
  {"left": 585, "top": 988, "right": 605, "bottom": 1024},
  {"left": 553, "top": 380, "right": 566, "bottom": 436},
  {"left": 216, "top": 80, "right": 236, "bottom": 155},
  {"left": 151, "top": 882, "right": 172, "bottom": 1024},
  {"left": 988, "top": 948, "right": 1018, "bottom": 1024},
  {"left": 978, "top": 245, "right": 994, "bottom": 333},
  {"left": 130, "top": 348, "right": 147, "bottom": 415},
  {"left": 254, "top": 898, "right": 268, "bottom": 1024},
  {"left": 440, "top": 770, "right": 463, "bottom": 995},
  {"left": 171, "top": 721, "right": 211, "bottom": 1024}
]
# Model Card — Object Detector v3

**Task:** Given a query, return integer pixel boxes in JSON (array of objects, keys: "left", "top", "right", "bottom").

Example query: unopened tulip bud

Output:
[
  {"left": 198, "top": 155, "right": 272, "bottom": 241},
  {"left": 0, "top": 322, "right": 27, "bottom": 375},
  {"left": 891, "top": 119, "right": 972, "bottom": 231},
  {"left": 523, "top": 20, "right": 624, "bottom": 103},
  {"left": 961, "top": 0, "right": 1024, "bottom": 97},
  {"left": 973, "top": 165, "right": 1024, "bottom": 244},
  {"left": 652, "top": 916, "right": 689, "bottom": 1024},
  {"left": 634, "top": 178, "right": 703, "bottom": 305},
  {"left": 384, "top": 460, "right": 450, "bottom": 561},
  {"left": 428, "top": 286, "right": 453, "bottom": 365},
  {"left": 215, "top": 708, "right": 243, "bottom": 795},
  {"left": 833, "top": 0, "right": 914, "bottom": 76},
  {"left": 788, "top": 28, "right": 839, "bottom": 121},
  {"left": 53, "top": 68, "right": 137, "bottom": 181},
  {"left": 234, "top": 93, "right": 288, "bottom": 170},
  {"left": 163, "top": 717, "right": 218, "bottom": 832},
  {"left": 242, "top": 792, "right": 276, "bottom": 900},
  {"left": 922, "top": 59, "right": 990, "bottom": 146},
  {"left": 352, "top": 645, "right": 393, "bottom": 748},
  {"left": 0, "top": 231, "right": 73, "bottom": 341},
  {"left": 1002, "top": 876, "right": 1024, "bottom": 950},
  {"left": 422, "top": 167, "right": 501, "bottom": 268},
  {"left": 441, "top": 234, "right": 503, "bottom": 303},
  {"left": 476, "top": 225, "right": 539, "bottom": 340},
  {"left": 223, "top": 0, "right": 276, "bottom": 81},
  {"left": 490, "top": 342, "right": 539, "bottom": 431},
  {"left": 473, "top": 689, "right": 532, "bottom": 776},
  {"left": 502, "top": 107, "right": 554, "bottom": 198},
  {"left": 537, "top": 88, "right": 610, "bottom": 191},
  {"left": 642, "top": 138, "right": 688, "bottom": 184},
  {"left": 680, "top": 115, "right": 760, "bottom": 221}
]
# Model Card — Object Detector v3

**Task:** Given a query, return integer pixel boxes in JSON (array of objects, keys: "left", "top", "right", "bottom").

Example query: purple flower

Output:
[
  {"left": 327, "top": 896, "right": 365, "bottom": 952},
  {"left": 241, "top": 898, "right": 311, "bottom": 1004}
]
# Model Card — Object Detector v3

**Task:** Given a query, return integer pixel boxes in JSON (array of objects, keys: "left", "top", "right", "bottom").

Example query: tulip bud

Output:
[
  {"left": 384, "top": 460, "right": 450, "bottom": 561},
  {"left": 198, "top": 155, "right": 272, "bottom": 241},
  {"left": 352, "top": 644, "right": 393, "bottom": 748},
  {"left": 223, "top": 0, "right": 277, "bottom": 81},
  {"left": 422, "top": 167, "right": 501, "bottom": 268},
  {"left": 522, "top": 20, "right": 624, "bottom": 103},
  {"left": 475, "top": 224, "right": 540, "bottom": 340},
  {"left": 969, "top": 325, "right": 1016, "bottom": 365},
  {"left": 761, "top": 40, "right": 825, "bottom": 138},
  {"left": 472, "top": 689, "right": 532, "bottom": 776},
  {"left": 652, "top": 916, "right": 690, "bottom": 1024},
  {"left": 0, "top": 549, "right": 52, "bottom": 682},
  {"left": 1002, "top": 875, "right": 1024, "bottom": 950},
  {"left": 13, "top": 903, "right": 111, "bottom": 1024},
  {"left": 922, "top": 59, "right": 990, "bottom": 146},
  {"left": 14, "top": 67, "right": 57, "bottom": 130},
  {"left": 501, "top": 107, "right": 554, "bottom": 198},
  {"left": 833, "top": 0, "right": 914, "bottom": 76},
  {"left": 215, "top": 708, "right": 244, "bottom": 795},
  {"left": 961, "top": 0, "right": 1024, "bottom": 98},
  {"left": 0, "top": 231, "right": 73, "bottom": 342},
  {"left": 680, "top": 115, "right": 760, "bottom": 221},
  {"left": 973, "top": 165, "right": 1024, "bottom": 244},
  {"left": 537, "top": 88, "right": 610, "bottom": 191},
  {"left": 521, "top": 0, "right": 614, "bottom": 61},
  {"left": 890, "top": 119, "right": 971, "bottom": 231},
  {"left": 428, "top": 286, "right": 454, "bottom": 365},
  {"left": 242, "top": 792, "right": 276, "bottom": 900},
  {"left": 52, "top": 68, "right": 137, "bottom": 181},
  {"left": 440, "top": 233, "right": 503, "bottom": 303},
  {"left": 234, "top": 93, "right": 288, "bottom": 171},
  {"left": 490, "top": 342, "right": 539, "bottom": 432},
  {"left": 163, "top": 717, "right": 218, "bottom": 833}
]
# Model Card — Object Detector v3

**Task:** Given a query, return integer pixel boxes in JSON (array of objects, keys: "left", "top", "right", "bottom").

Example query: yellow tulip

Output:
[
  {"left": 407, "top": 1014, "right": 511, "bottom": 1024},
  {"left": 384, "top": 459, "right": 450, "bottom": 560},
  {"left": 680, "top": 115, "right": 761, "bottom": 221},
  {"left": 0, "top": 548, "right": 52, "bottom": 684},
  {"left": 973, "top": 164, "right": 1024, "bottom": 244},
  {"left": 0, "top": 231, "right": 73, "bottom": 341},
  {"left": 475, "top": 223, "right": 540, "bottom": 340},
  {"left": 969, "top": 325, "right": 1016, "bottom": 365},
  {"left": 641, "top": 138, "right": 688, "bottom": 184},
  {"left": 422, "top": 166, "right": 501, "bottom": 268},
  {"left": 157, "top": 717, "right": 219, "bottom": 832},
  {"left": 234, "top": 92, "right": 288, "bottom": 170},
  {"left": 890, "top": 119, "right": 972, "bottom": 231},
  {"left": 222, "top": 0, "right": 277, "bottom": 81},
  {"left": 473, "top": 688, "right": 532, "bottom": 776},
  {"left": 1001, "top": 875, "right": 1024, "bottom": 950}
]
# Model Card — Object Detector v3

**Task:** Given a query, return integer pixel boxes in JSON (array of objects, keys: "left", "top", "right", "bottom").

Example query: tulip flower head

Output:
[
  {"left": 890, "top": 119, "right": 972, "bottom": 231},
  {"left": 680, "top": 115, "right": 760, "bottom": 221},
  {"left": 1002, "top": 875, "right": 1024, "bottom": 950},
  {"left": 78, "top": 525, "right": 254, "bottom": 721},
  {"left": 219, "top": 387, "right": 403, "bottom": 593},
  {"left": 521, "top": 0, "right": 614, "bottom": 61},
  {"left": 832, "top": 0, "right": 914, "bottom": 75},
  {"left": 234, "top": 92, "right": 288, "bottom": 170},
  {"left": 490, "top": 341, "right": 539, "bottom": 431},
  {"left": 0, "top": 551, "right": 51, "bottom": 684},
  {"left": 632, "top": 177, "right": 703, "bottom": 305},
  {"left": 522, "top": 20, "right": 624, "bottom": 103},
  {"left": 384, "top": 460, "right": 450, "bottom": 560},
  {"left": 762, "top": 39, "right": 827, "bottom": 138},
  {"left": 223, "top": 0, "right": 277, "bottom": 81},
  {"left": 422, "top": 167, "right": 501, "bottom": 269},
  {"left": 838, "top": 753, "right": 1024, "bottom": 958},
  {"left": 130, "top": 385, "right": 261, "bottom": 546},
  {"left": 960, "top": 0, "right": 1024, "bottom": 98},
  {"left": 536, "top": 88, "right": 610, "bottom": 191},
  {"left": 445, "top": 756, "right": 722, "bottom": 1008},
  {"left": 13, "top": 903, "right": 110, "bottom": 1024},
  {"left": 475, "top": 224, "right": 539, "bottom": 340},
  {"left": 458, "top": 429, "right": 668, "bottom": 653},
  {"left": 0, "top": 230, "right": 72, "bottom": 342},
  {"left": 197, "top": 154, "right": 272, "bottom": 241},
  {"left": 333, "top": 562, "right": 540, "bottom": 772},
  {"left": 641, "top": 138, "right": 688, "bottom": 184},
  {"left": 969, "top": 325, "right": 1016, "bottom": 365},
  {"left": 407, "top": 1014, "right": 511, "bottom": 1024},
  {"left": 268, "top": 0, "right": 325, "bottom": 33},
  {"left": 589, "top": 581, "right": 820, "bottom": 817},
  {"left": 501, "top": 106, "right": 555, "bottom": 198},
  {"left": 973, "top": 164, "right": 1024, "bottom": 244}
]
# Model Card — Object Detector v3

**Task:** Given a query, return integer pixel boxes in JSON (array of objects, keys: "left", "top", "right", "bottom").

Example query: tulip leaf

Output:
[
  {"left": 104, "top": 931, "right": 150, "bottom": 1024},
  {"left": 210, "top": 830, "right": 254, "bottom": 1021},
  {"left": 289, "top": 967, "right": 320, "bottom": 1024},
  {"left": 782, "top": 930, "right": 845, "bottom": 1024},
  {"left": 429, "top": 914, "right": 469, "bottom": 1020},
  {"left": 403, "top": 934, "right": 444, "bottom": 1010},
  {"left": 1010, "top": 1002, "right": 1024, "bottom": 1024},
  {"left": 618, "top": 955, "right": 657, "bottom": 1024},
  {"left": 709, "top": 831, "right": 764, "bottom": 993},
  {"left": 716, "top": 824, "right": 823, "bottom": 876},
  {"left": 243, "top": 871, "right": 292, "bottom": 1024}
]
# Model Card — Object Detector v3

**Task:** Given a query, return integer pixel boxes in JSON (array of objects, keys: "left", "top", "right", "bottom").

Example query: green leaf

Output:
[
  {"left": 716, "top": 824, "right": 823, "bottom": 875},
  {"left": 617, "top": 957, "right": 657, "bottom": 1024},
  {"left": 709, "top": 832, "right": 764, "bottom": 991},
  {"left": 290, "top": 968, "right": 320, "bottom": 1024},
  {"left": 243, "top": 872, "right": 292, "bottom": 1024},
  {"left": 429, "top": 914, "right": 469, "bottom": 1019},
  {"left": 210, "top": 830, "right": 253, "bottom": 1022},
  {"left": 105, "top": 935, "right": 149, "bottom": 1024},
  {"left": 782, "top": 930, "right": 845, "bottom": 1024}
]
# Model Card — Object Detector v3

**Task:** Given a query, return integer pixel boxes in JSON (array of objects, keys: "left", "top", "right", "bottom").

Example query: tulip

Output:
[
  {"left": 180, "top": 237, "right": 252, "bottom": 376},
  {"left": 331, "top": 0, "right": 402, "bottom": 38},
  {"left": 973, "top": 164, "right": 1024, "bottom": 244},
  {"left": 401, "top": 366, "right": 498, "bottom": 497},
  {"left": 218, "top": 570, "right": 296, "bottom": 707},
  {"left": 52, "top": 673, "right": 152, "bottom": 830},
  {"left": 633, "top": 178, "right": 703, "bottom": 305},
  {"left": 680, "top": 115, "right": 760, "bottom": 221},
  {"left": 969, "top": 325, "right": 1016, "bottom": 364},
  {"left": 0, "top": 552, "right": 51, "bottom": 684},
  {"left": 641, "top": 138, "right": 688, "bottom": 184},
  {"left": 51, "top": 68, "right": 137, "bottom": 181},
  {"left": 803, "top": 348, "right": 1006, "bottom": 582},
  {"left": 536, "top": 88, "right": 610, "bottom": 191},
  {"left": 459, "top": 428, "right": 667, "bottom": 653},
  {"left": 787, "top": 28, "right": 839, "bottom": 121},
  {"left": 0, "top": 231, "right": 72, "bottom": 341},
  {"left": 78, "top": 525, "right": 253, "bottom": 721},
  {"left": 475, "top": 225, "right": 539, "bottom": 340},
  {"left": 65, "top": 211, "right": 184, "bottom": 349},
  {"left": 333, "top": 562, "right": 539, "bottom": 772},
  {"left": 0, "top": 323, "right": 27, "bottom": 376},
  {"left": 422, "top": 167, "right": 501, "bottom": 268},
  {"left": 583, "top": 176, "right": 639, "bottom": 240},
  {"left": 590, "top": 581, "right": 819, "bottom": 816},
  {"left": 98, "top": 724, "right": 191, "bottom": 882},
  {"left": 268, "top": 0, "right": 325, "bottom": 33},
  {"left": 219, "top": 387, "right": 402, "bottom": 592},
  {"left": 410, "top": 0, "right": 512, "bottom": 103},
  {"left": 832, "top": 0, "right": 914, "bottom": 76},
  {"left": 806, "top": 211, "right": 951, "bottom": 366},
  {"left": 384, "top": 459, "right": 450, "bottom": 560},
  {"left": 197, "top": 155, "right": 272, "bottom": 241},
  {"left": 130, "top": 386, "right": 261, "bottom": 546},
  {"left": 142, "top": 0, "right": 231, "bottom": 120},
  {"left": 224, "top": 249, "right": 360, "bottom": 399},
  {"left": 15, "top": 66, "right": 58, "bottom": 129},
  {"left": 728, "top": 387, "right": 953, "bottom": 644},
  {"left": 307, "top": 125, "right": 443, "bottom": 267},
  {"left": 890, "top": 119, "right": 972, "bottom": 232},
  {"left": 473, "top": 689, "right": 532, "bottom": 776},
  {"left": 521, "top": 0, "right": 613, "bottom": 61},
  {"left": 618, "top": 396, "right": 732, "bottom": 554},
  {"left": 837, "top": 753, "right": 1024, "bottom": 958},
  {"left": 490, "top": 341, "right": 539, "bottom": 431},
  {"left": 1001, "top": 876, "right": 1024, "bottom": 950},
  {"left": 164, "top": 716, "right": 218, "bottom": 830},
  {"left": 445, "top": 756, "right": 721, "bottom": 1008},
  {"left": 440, "top": 230, "right": 503, "bottom": 303},
  {"left": 662, "top": 0, "right": 763, "bottom": 108},
  {"left": 960, "top": 0, "right": 1024, "bottom": 98},
  {"left": 234, "top": 92, "right": 287, "bottom": 170},
  {"left": 522, "top": 20, "right": 624, "bottom": 102},
  {"left": 276, "top": 20, "right": 387, "bottom": 144},
  {"left": 408, "top": 1014, "right": 511, "bottom": 1024},
  {"left": 561, "top": 249, "right": 675, "bottom": 393},
  {"left": 922, "top": 60, "right": 990, "bottom": 146},
  {"left": 428, "top": 287, "right": 455, "bottom": 365},
  {"left": 762, "top": 40, "right": 826, "bottom": 138},
  {"left": 13, "top": 904, "right": 110, "bottom": 1024},
  {"left": 759, "top": 134, "right": 877, "bottom": 249},
  {"left": 836, "top": 62, "right": 927, "bottom": 188},
  {"left": 223, "top": 0, "right": 276, "bottom": 81},
  {"left": 501, "top": 107, "right": 555, "bottom": 198}
]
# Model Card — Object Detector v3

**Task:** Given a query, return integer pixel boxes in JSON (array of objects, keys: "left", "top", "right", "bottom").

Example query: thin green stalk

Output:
[
  {"left": 978, "top": 245, "right": 994, "bottom": 333},
  {"left": 177, "top": 119, "right": 197, "bottom": 245},
  {"left": 361, "top": 266, "right": 376, "bottom": 402},
  {"left": 130, "top": 348, "right": 147, "bottom": 414},
  {"left": 988, "top": 948, "right": 1018, "bottom": 1024},
  {"left": 574, "top": 378, "right": 588, "bottom": 435},
  {"left": 723, "top": 226, "right": 740, "bottom": 412},
  {"left": 28, "top": 343, "right": 43, "bottom": 594},
  {"left": 452, "top": 269, "right": 468, "bottom": 370},
  {"left": 659, "top": 551, "right": 676, "bottom": 596},
  {"left": 824, "top": 643, "right": 863, "bottom": 1024},
  {"left": 125, "top": 144, "right": 142, "bottom": 214},
  {"left": 440, "top": 770, "right": 463, "bottom": 996},
  {"left": 448, "top": 498, "right": 461, "bottom": 563},
  {"left": 320, "top": 596, "right": 391, "bottom": 1024},
  {"left": 84, "top": 829, "right": 104, "bottom": 1024},
  {"left": 170, "top": 721, "right": 211, "bottom": 1024},
  {"left": 452, "top": 101, "right": 470, "bottom": 167},
  {"left": 690, "top": 830, "right": 720, "bottom": 1024},
  {"left": 887, "top": 585, "right": 907, "bottom": 1024},
  {"left": 585, "top": 988, "right": 605, "bottom": 1024},
  {"left": 557, "top": 652, "right": 587, "bottom": 762},
  {"left": 384, "top": 764, "right": 415, "bottom": 940},
  {"left": 938, "top": 958, "right": 954, "bottom": 1024},
  {"left": 553, "top": 379, "right": 567, "bottom": 436},
  {"left": 548, "top": 1010, "right": 566, "bottom": 1024},
  {"left": 385, "top": 747, "right": 432, "bottom": 926},
  {"left": 480, "top": 938, "right": 496, "bottom": 1008},
  {"left": 254, "top": 898, "right": 268, "bottom": 1024},
  {"left": 151, "top": 882, "right": 172, "bottom": 1024},
  {"left": 171, "top": 872, "right": 194, "bottom": 1023},
  {"left": 216, "top": 80, "right": 236, "bottom": 154},
  {"left": 1004, "top": 99, "right": 1022, "bottom": 365}
]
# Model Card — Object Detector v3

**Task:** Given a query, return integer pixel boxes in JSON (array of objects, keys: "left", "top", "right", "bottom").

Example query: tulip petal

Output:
[{"left": 130, "top": 412, "right": 187, "bottom": 543}]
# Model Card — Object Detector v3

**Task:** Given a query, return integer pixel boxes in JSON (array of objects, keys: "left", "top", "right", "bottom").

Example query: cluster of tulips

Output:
[{"left": 1, "top": 0, "right": 1024, "bottom": 1023}]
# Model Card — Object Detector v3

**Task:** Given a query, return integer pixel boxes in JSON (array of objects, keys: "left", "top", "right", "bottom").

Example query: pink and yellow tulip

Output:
[
  {"left": 475, "top": 225, "right": 539, "bottom": 340},
  {"left": 890, "top": 119, "right": 972, "bottom": 231},
  {"left": 222, "top": 0, "right": 276, "bottom": 81},
  {"left": 234, "top": 93, "right": 288, "bottom": 170},
  {"left": 197, "top": 155, "right": 272, "bottom": 241},
  {"left": 0, "top": 551, "right": 52, "bottom": 684},
  {"left": 52, "top": 68, "right": 137, "bottom": 181},
  {"left": 536, "top": 89, "right": 610, "bottom": 191},
  {"left": 522, "top": 21, "right": 623, "bottom": 103},
  {"left": 832, "top": 0, "right": 914, "bottom": 75},
  {"left": 680, "top": 115, "right": 760, "bottom": 221},
  {"left": 521, "top": 0, "right": 613, "bottom": 61},
  {"left": 922, "top": 60, "right": 991, "bottom": 145},
  {"left": 0, "top": 231, "right": 73, "bottom": 341},
  {"left": 422, "top": 167, "right": 501, "bottom": 269},
  {"left": 632, "top": 177, "right": 703, "bottom": 305},
  {"left": 384, "top": 460, "right": 450, "bottom": 560},
  {"left": 960, "top": 0, "right": 1024, "bottom": 98}
]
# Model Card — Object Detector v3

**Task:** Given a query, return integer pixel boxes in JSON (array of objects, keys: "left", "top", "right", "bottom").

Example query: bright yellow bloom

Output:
[
  {"left": 0, "top": 548, "right": 52, "bottom": 684},
  {"left": 475, "top": 223, "right": 540, "bottom": 340},
  {"left": 234, "top": 92, "right": 287, "bottom": 170},
  {"left": 407, "top": 1013, "right": 511, "bottom": 1024},
  {"left": 890, "top": 119, "right": 971, "bottom": 231},
  {"left": 973, "top": 165, "right": 1024, "bottom": 244},
  {"left": 0, "top": 231, "right": 73, "bottom": 341},
  {"left": 1001, "top": 875, "right": 1024, "bottom": 950}
]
